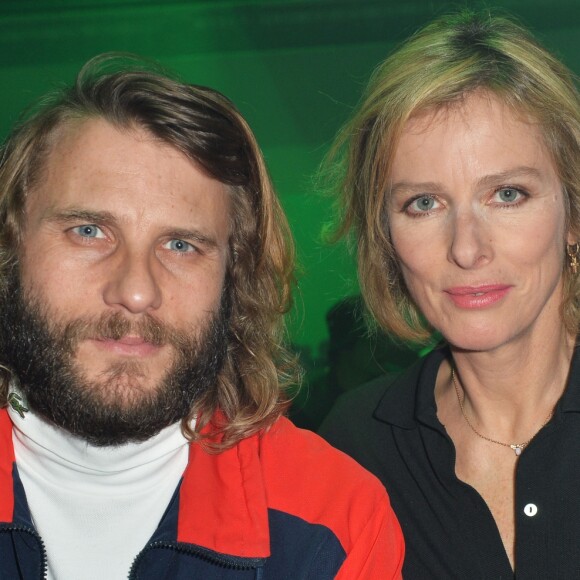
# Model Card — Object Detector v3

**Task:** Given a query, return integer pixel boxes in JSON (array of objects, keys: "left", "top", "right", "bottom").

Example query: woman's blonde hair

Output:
[
  {"left": 330, "top": 10, "right": 580, "bottom": 342},
  {"left": 0, "top": 55, "right": 299, "bottom": 450}
]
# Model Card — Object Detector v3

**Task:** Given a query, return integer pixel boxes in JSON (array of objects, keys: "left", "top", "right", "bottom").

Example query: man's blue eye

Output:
[
  {"left": 73, "top": 225, "right": 104, "bottom": 238},
  {"left": 167, "top": 239, "right": 194, "bottom": 253}
]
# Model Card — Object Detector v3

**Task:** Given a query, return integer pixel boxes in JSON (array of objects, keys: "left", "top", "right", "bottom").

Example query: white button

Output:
[{"left": 524, "top": 503, "right": 538, "bottom": 517}]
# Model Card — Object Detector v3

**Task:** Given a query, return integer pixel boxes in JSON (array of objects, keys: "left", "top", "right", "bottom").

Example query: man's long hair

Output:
[{"left": 0, "top": 55, "right": 299, "bottom": 450}]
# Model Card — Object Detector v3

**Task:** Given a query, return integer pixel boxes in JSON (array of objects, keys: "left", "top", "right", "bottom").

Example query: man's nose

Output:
[{"left": 102, "top": 245, "right": 162, "bottom": 314}]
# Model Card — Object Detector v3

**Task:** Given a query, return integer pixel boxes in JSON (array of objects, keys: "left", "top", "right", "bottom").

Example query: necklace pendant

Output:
[{"left": 510, "top": 445, "right": 522, "bottom": 456}]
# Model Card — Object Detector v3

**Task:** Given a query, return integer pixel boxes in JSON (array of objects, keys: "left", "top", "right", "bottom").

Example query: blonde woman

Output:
[{"left": 321, "top": 11, "right": 580, "bottom": 578}]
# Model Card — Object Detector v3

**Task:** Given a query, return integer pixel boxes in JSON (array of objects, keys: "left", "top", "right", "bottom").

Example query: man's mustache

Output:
[{"left": 60, "top": 312, "right": 191, "bottom": 352}]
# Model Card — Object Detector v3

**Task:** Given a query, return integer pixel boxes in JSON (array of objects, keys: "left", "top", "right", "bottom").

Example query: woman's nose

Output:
[{"left": 448, "top": 208, "right": 492, "bottom": 270}]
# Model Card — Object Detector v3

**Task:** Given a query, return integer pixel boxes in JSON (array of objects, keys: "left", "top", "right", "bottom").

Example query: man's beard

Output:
[{"left": 0, "top": 272, "right": 228, "bottom": 446}]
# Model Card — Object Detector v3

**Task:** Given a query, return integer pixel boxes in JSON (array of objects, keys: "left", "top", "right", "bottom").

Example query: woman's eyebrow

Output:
[
  {"left": 390, "top": 167, "right": 545, "bottom": 196},
  {"left": 475, "top": 166, "right": 544, "bottom": 189},
  {"left": 390, "top": 181, "right": 443, "bottom": 196}
]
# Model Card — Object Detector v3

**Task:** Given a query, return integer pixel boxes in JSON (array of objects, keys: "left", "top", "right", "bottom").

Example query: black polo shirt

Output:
[{"left": 319, "top": 346, "right": 580, "bottom": 579}]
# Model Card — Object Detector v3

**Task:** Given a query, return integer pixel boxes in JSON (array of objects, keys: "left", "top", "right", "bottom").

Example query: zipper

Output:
[
  {"left": 128, "top": 541, "right": 265, "bottom": 579},
  {"left": 0, "top": 524, "right": 48, "bottom": 579}
]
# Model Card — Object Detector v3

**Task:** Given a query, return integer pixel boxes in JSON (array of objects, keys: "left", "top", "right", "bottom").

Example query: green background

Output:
[{"left": 1, "top": 0, "right": 578, "bottom": 361}]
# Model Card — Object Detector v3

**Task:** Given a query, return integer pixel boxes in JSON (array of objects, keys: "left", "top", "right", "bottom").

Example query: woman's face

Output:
[{"left": 388, "top": 91, "right": 572, "bottom": 352}]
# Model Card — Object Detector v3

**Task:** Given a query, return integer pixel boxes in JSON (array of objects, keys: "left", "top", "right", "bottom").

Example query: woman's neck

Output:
[{"left": 437, "top": 325, "right": 575, "bottom": 441}]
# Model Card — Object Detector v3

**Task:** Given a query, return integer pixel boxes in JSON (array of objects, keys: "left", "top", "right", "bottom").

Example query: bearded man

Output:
[{"left": 0, "top": 56, "right": 403, "bottom": 579}]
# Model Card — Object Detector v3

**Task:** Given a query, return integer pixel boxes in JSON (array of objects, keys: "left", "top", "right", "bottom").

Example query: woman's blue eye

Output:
[
  {"left": 496, "top": 188, "right": 521, "bottom": 203},
  {"left": 166, "top": 239, "right": 194, "bottom": 253},
  {"left": 415, "top": 196, "right": 434, "bottom": 211},
  {"left": 73, "top": 225, "right": 104, "bottom": 238},
  {"left": 408, "top": 195, "right": 438, "bottom": 213}
]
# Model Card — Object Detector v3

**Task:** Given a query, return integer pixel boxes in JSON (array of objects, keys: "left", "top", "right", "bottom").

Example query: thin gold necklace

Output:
[{"left": 451, "top": 367, "right": 554, "bottom": 456}]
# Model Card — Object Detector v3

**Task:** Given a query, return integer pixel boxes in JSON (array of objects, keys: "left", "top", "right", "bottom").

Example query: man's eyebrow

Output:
[
  {"left": 164, "top": 228, "right": 219, "bottom": 249},
  {"left": 44, "top": 208, "right": 220, "bottom": 248},
  {"left": 43, "top": 208, "right": 118, "bottom": 225}
]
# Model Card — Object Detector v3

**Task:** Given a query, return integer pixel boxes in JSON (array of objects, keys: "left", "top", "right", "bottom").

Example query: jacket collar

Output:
[
  {"left": 0, "top": 406, "right": 271, "bottom": 558},
  {"left": 177, "top": 419, "right": 271, "bottom": 558}
]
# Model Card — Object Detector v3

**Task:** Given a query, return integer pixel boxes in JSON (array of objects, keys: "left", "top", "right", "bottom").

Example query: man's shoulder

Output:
[
  {"left": 263, "top": 416, "right": 387, "bottom": 493},
  {"left": 259, "top": 416, "right": 393, "bottom": 550},
  {"left": 181, "top": 416, "right": 404, "bottom": 576}
]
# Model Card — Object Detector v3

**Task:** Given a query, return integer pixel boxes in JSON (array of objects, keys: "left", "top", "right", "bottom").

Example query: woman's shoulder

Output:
[
  {"left": 318, "top": 348, "right": 445, "bottom": 462},
  {"left": 322, "top": 352, "right": 434, "bottom": 425},
  {"left": 324, "top": 370, "right": 411, "bottom": 424}
]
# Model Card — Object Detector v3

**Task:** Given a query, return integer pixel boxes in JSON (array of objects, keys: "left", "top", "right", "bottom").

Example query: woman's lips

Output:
[{"left": 444, "top": 285, "right": 512, "bottom": 309}]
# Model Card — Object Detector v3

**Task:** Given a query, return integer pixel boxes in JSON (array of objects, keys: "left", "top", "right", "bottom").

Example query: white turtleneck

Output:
[{"left": 8, "top": 392, "right": 190, "bottom": 580}]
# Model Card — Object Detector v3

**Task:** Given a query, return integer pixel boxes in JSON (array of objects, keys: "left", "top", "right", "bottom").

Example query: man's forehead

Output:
[
  {"left": 44, "top": 118, "right": 167, "bottom": 164},
  {"left": 34, "top": 117, "right": 220, "bottom": 191},
  {"left": 25, "top": 118, "right": 231, "bottom": 239}
]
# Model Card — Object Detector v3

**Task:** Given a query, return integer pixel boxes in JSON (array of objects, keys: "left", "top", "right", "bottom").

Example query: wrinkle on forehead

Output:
[
  {"left": 395, "top": 90, "right": 558, "bottom": 186},
  {"left": 404, "top": 89, "right": 543, "bottom": 140},
  {"left": 29, "top": 117, "right": 187, "bottom": 200},
  {"left": 23, "top": 117, "right": 231, "bottom": 247}
]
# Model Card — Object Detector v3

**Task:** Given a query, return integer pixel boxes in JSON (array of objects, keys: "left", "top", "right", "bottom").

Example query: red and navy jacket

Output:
[{"left": 0, "top": 409, "right": 404, "bottom": 579}]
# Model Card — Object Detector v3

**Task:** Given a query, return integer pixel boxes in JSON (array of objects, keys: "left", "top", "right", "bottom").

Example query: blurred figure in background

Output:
[{"left": 291, "top": 296, "right": 423, "bottom": 430}]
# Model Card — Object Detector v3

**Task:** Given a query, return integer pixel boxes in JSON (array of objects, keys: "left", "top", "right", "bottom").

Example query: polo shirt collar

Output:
[
  {"left": 558, "top": 343, "right": 580, "bottom": 413},
  {"left": 374, "top": 342, "right": 580, "bottom": 429},
  {"left": 374, "top": 347, "right": 448, "bottom": 430}
]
